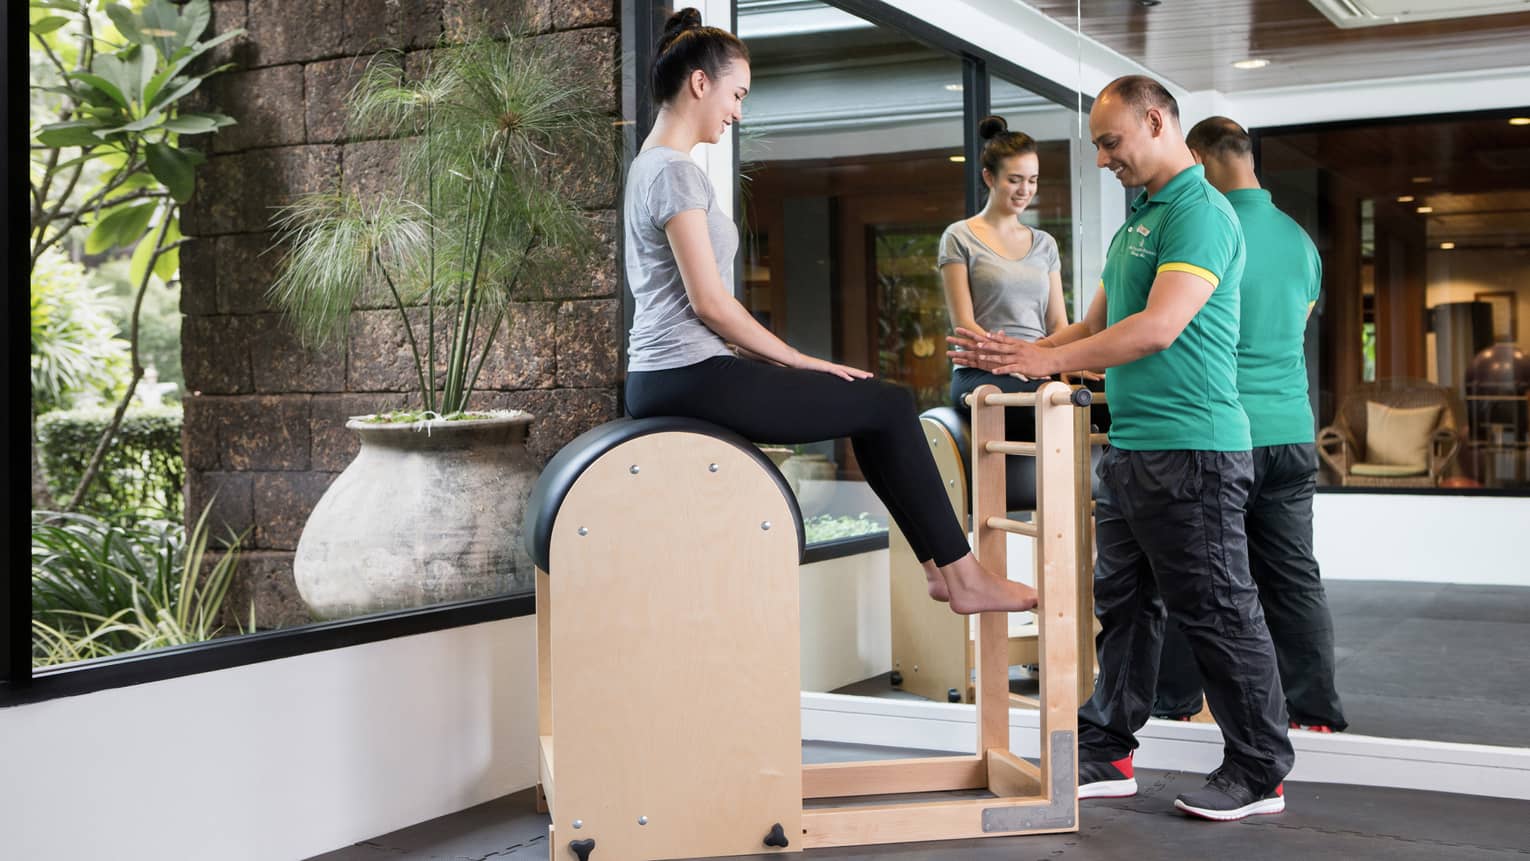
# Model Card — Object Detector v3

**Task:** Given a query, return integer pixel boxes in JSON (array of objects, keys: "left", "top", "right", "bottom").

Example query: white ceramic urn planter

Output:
[{"left": 294, "top": 411, "right": 537, "bottom": 620}]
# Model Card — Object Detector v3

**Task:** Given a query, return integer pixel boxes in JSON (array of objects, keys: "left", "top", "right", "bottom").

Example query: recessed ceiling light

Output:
[
  {"left": 1396, "top": 195, "right": 1415, "bottom": 203},
  {"left": 948, "top": 155, "right": 966, "bottom": 163},
  {"left": 1232, "top": 58, "right": 1270, "bottom": 70},
  {"left": 1417, "top": 206, "right": 1434, "bottom": 214},
  {"left": 1440, "top": 242, "right": 1456, "bottom": 250},
  {"left": 1412, "top": 176, "right": 1432, "bottom": 183},
  {"left": 1510, "top": 117, "right": 1530, "bottom": 126},
  {"left": 944, "top": 83, "right": 964, "bottom": 92}
]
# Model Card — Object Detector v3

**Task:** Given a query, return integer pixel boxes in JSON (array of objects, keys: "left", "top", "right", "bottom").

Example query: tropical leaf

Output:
[
  {"left": 128, "top": 215, "right": 180, "bottom": 287},
  {"left": 140, "top": 0, "right": 210, "bottom": 60},
  {"left": 30, "top": 15, "right": 70, "bottom": 34},
  {"left": 105, "top": 3, "right": 145, "bottom": 45},
  {"left": 85, "top": 201, "right": 157, "bottom": 254},
  {"left": 69, "top": 71, "right": 129, "bottom": 110},
  {"left": 160, "top": 112, "right": 234, "bottom": 135},
  {"left": 90, "top": 52, "right": 143, "bottom": 110},
  {"left": 36, "top": 120, "right": 103, "bottom": 148},
  {"left": 94, "top": 109, "right": 167, "bottom": 137},
  {"left": 144, "top": 29, "right": 244, "bottom": 108},
  {"left": 145, "top": 141, "right": 194, "bottom": 202}
]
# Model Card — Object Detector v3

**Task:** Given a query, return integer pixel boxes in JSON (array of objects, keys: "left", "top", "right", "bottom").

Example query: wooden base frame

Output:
[{"left": 537, "top": 384, "right": 1089, "bottom": 859}]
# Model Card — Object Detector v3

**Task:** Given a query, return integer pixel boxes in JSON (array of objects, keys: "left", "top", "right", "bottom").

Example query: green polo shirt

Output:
[
  {"left": 1102, "top": 164, "right": 1250, "bottom": 451},
  {"left": 1225, "top": 188, "right": 1321, "bottom": 447}
]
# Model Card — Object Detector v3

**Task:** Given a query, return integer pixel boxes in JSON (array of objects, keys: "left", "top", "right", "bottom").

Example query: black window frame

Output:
[{"left": 4, "top": 0, "right": 1094, "bottom": 706}]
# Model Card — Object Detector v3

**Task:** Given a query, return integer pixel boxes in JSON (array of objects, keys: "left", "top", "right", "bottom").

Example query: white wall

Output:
[
  {"left": 0, "top": 617, "right": 538, "bottom": 861},
  {"left": 1315, "top": 494, "right": 1530, "bottom": 586},
  {"left": 800, "top": 549, "right": 892, "bottom": 692},
  {"left": 1222, "top": 66, "right": 1530, "bottom": 131}
]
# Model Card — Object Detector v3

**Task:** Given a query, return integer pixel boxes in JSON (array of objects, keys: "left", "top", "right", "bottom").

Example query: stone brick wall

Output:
[{"left": 180, "top": 0, "right": 621, "bottom": 628}]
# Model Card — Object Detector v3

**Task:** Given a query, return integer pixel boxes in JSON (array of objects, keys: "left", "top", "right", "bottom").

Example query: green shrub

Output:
[
  {"left": 31, "top": 506, "right": 248, "bottom": 667},
  {"left": 36, "top": 406, "right": 183, "bottom": 520},
  {"left": 30, "top": 248, "right": 131, "bottom": 412}
]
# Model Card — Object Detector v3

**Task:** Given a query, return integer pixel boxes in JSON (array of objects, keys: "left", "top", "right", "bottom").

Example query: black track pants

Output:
[
  {"left": 1154, "top": 443, "right": 1347, "bottom": 730},
  {"left": 1077, "top": 447, "right": 1295, "bottom": 795}
]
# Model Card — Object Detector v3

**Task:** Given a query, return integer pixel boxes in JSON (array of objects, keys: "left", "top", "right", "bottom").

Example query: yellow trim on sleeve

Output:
[{"left": 1157, "top": 262, "right": 1219, "bottom": 288}]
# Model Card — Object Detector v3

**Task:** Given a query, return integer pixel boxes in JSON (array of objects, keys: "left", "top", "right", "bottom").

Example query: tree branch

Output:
[
  {"left": 32, "top": 159, "right": 145, "bottom": 267},
  {"left": 63, "top": 202, "right": 176, "bottom": 513},
  {"left": 48, "top": 188, "right": 172, "bottom": 223}
]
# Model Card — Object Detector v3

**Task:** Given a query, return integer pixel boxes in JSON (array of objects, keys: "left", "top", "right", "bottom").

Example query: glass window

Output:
[{"left": 24, "top": 1, "right": 614, "bottom": 677}]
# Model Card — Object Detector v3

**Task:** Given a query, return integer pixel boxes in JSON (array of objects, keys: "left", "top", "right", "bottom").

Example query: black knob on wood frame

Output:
[
  {"left": 569, "top": 838, "right": 596, "bottom": 860},
  {"left": 764, "top": 823, "right": 789, "bottom": 848}
]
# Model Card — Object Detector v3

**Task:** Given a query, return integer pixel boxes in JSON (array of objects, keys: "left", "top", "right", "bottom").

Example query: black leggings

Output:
[
  {"left": 951, "top": 367, "right": 1044, "bottom": 443},
  {"left": 625, "top": 355, "right": 970, "bottom": 566}
]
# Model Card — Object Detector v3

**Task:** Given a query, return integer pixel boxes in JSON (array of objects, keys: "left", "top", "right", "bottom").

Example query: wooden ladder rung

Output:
[
  {"left": 986, "top": 516, "right": 1038, "bottom": 537},
  {"left": 985, "top": 440, "right": 1038, "bottom": 456}
]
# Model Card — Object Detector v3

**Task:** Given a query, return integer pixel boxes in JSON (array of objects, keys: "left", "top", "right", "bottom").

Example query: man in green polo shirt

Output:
[
  {"left": 948, "top": 75, "right": 1293, "bottom": 821},
  {"left": 1154, "top": 116, "right": 1348, "bottom": 734}
]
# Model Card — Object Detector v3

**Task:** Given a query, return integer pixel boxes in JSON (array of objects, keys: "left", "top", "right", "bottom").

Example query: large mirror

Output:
[
  {"left": 737, "top": 0, "right": 971, "bottom": 553},
  {"left": 742, "top": 0, "right": 1530, "bottom": 764}
]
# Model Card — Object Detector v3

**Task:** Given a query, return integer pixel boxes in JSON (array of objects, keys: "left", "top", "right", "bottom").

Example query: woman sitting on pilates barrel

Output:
[
  {"left": 942, "top": 116, "right": 1069, "bottom": 443},
  {"left": 623, "top": 8, "right": 1036, "bottom": 615}
]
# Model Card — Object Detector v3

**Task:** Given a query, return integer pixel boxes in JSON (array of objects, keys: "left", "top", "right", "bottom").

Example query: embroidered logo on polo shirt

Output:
[{"left": 1135, "top": 225, "right": 1151, "bottom": 237}]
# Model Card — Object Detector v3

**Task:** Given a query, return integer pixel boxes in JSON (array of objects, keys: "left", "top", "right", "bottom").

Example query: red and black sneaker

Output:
[
  {"left": 1290, "top": 722, "right": 1335, "bottom": 733},
  {"left": 1077, "top": 753, "right": 1137, "bottom": 799}
]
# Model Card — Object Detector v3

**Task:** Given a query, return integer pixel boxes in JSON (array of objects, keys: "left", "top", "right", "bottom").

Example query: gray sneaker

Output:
[{"left": 1174, "top": 774, "right": 1285, "bottom": 821}]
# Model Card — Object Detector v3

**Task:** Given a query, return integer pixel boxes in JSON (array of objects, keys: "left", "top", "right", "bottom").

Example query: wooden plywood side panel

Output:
[
  {"left": 888, "top": 523, "right": 968, "bottom": 704},
  {"left": 547, "top": 434, "right": 802, "bottom": 860},
  {"left": 888, "top": 417, "right": 971, "bottom": 704}
]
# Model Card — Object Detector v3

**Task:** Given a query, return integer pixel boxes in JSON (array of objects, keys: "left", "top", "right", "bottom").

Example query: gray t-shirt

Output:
[
  {"left": 624, "top": 146, "right": 736, "bottom": 372},
  {"left": 938, "top": 219, "right": 1061, "bottom": 342}
]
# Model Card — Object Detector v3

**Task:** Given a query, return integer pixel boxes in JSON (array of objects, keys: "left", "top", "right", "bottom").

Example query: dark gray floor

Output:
[
  {"left": 1325, "top": 580, "right": 1530, "bottom": 746},
  {"left": 312, "top": 747, "right": 1530, "bottom": 861},
  {"left": 845, "top": 580, "right": 1530, "bottom": 748},
  {"left": 312, "top": 580, "right": 1530, "bottom": 859}
]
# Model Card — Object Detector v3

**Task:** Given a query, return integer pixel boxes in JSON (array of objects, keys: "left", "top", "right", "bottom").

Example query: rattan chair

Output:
[{"left": 1317, "top": 377, "right": 1464, "bottom": 488}]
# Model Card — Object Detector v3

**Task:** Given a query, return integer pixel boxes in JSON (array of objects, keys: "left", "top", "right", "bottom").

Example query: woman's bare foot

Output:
[
  {"left": 921, "top": 560, "right": 950, "bottom": 602},
  {"left": 940, "top": 553, "right": 1038, "bottom": 614}
]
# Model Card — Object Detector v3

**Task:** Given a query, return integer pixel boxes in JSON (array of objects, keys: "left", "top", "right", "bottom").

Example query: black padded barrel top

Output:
[
  {"left": 922, "top": 405, "right": 1104, "bottom": 512},
  {"left": 522, "top": 416, "right": 805, "bottom": 572}
]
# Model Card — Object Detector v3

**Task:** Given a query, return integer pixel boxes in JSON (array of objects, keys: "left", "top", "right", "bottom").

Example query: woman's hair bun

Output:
[
  {"left": 650, "top": 6, "right": 750, "bottom": 104},
  {"left": 978, "top": 115, "right": 1009, "bottom": 140},
  {"left": 661, "top": 8, "right": 704, "bottom": 45}
]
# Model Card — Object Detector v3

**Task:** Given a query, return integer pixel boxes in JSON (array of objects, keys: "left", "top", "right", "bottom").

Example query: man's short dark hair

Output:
[
  {"left": 1186, "top": 116, "right": 1253, "bottom": 161},
  {"left": 1101, "top": 75, "right": 1179, "bottom": 123}
]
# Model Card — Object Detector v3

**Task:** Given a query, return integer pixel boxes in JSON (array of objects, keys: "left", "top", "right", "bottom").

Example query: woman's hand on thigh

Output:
[{"left": 792, "top": 353, "right": 874, "bottom": 381}]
